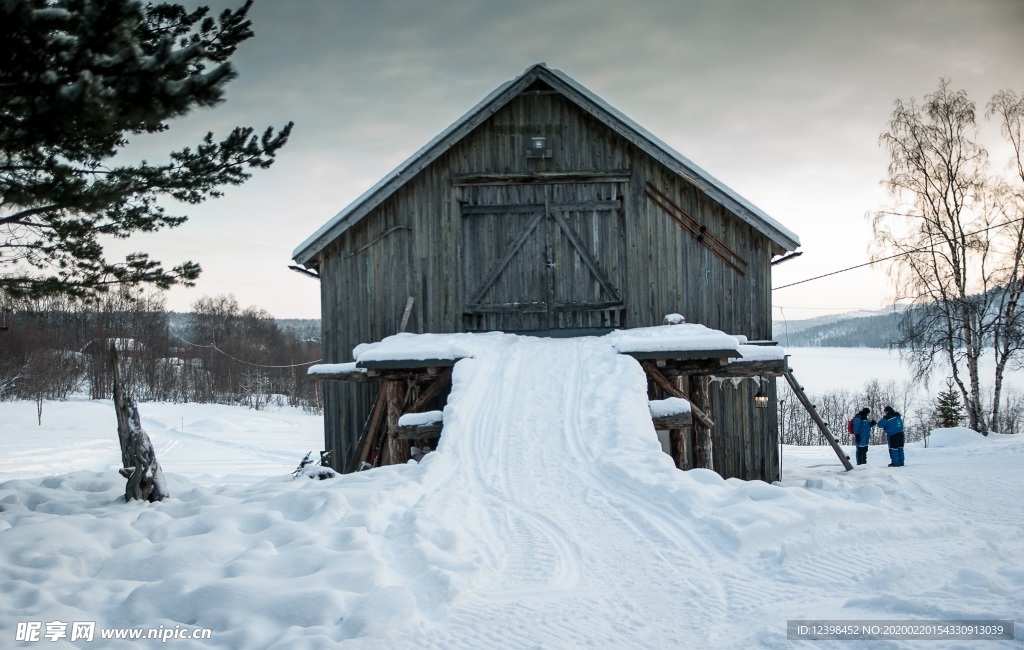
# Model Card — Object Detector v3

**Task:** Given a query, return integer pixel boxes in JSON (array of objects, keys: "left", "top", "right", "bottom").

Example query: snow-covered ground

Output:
[{"left": 1, "top": 334, "right": 1021, "bottom": 648}]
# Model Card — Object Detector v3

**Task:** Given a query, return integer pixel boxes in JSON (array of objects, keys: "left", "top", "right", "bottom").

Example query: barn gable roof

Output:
[{"left": 293, "top": 63, "right": 800, "bottom": 265}]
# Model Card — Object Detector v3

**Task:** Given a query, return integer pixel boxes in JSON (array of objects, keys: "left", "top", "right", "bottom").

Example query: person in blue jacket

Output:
[
  {"left": 852, "top": 407, "right": 875, "bottom": 465},
  {"left": 877, "top": 405, "right": 905, "bottom": 467}
]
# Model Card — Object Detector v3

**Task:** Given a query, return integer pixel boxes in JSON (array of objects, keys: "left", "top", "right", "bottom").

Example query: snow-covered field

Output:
[{"left": 1, "top": 334, "right": 1021, "bottom": 648}]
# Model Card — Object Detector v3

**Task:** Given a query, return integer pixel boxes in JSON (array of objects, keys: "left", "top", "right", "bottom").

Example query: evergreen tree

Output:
[
  {"left": 934, "top": 378, "right": 965, "bottom": 428},
  {"left": 0, "top": 0, "right": 293, "bottom": 300}
]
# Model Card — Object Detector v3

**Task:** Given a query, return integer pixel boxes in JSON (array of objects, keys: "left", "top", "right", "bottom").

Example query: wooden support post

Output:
[
  {"left": 688, "top": 374, "right": 713, "bottom": 471},
  {"left": 404, "top": 368, "right": 453, "bottom": 415},
  {"left": 357, "top": 388, "right": 388, "bottom": 468},
  {"left": 644, "top": 361, "right": 710, "bottom": 471},
  {"left": 669, "top": 430, "right": 689, "bottom": 470},
  {"left": 783, "top": 370, "right": 854, "bottom": 471},
  {"left": 668, "top": 375, "right": 692, "bottom": 470},
  {"left": 382, "top": 380, "right": 409, "bottom": 466},
  {"left": 642, "top": 361, "right": 713, "bottom": 429}
]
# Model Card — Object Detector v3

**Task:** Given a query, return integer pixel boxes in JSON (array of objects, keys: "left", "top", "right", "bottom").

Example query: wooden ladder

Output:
[{"left": 783, "top": 369, "right": 854, "bottom": 471}]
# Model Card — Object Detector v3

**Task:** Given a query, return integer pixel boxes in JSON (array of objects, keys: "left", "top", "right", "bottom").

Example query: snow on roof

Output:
[
  {"left": 606, "top": 323, "right": 741, "bottom": 355},
  {"left": 734, "top": 343, "right": 787, "bottom": 362},
  {"left": 345, "top": 325, "right": 786, "bottom": 367},
  {"left": 307, "top": 361, "right": 363, "bottom": 376},
  {"left": 293, "top": 63, "right": 799, "bottom": 265},
  {"left": 649, "top": 397, "right": 691, "bottom": 418},
  {"left": 352, "top": 331, "right": 508, "bottom": 365},
  {"left": 398, "top": 410, "right": 443, "bottom": 427}
]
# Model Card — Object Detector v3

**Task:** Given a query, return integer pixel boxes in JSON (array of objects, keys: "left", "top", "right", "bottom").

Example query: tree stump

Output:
[{"left": 112, "top": 344, "right": 168, "bottom": 502}]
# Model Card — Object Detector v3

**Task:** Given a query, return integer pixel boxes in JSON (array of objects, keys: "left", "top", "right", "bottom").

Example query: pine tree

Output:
[
  {"left": 934, "top": 378, "right": 965, "bottom": 428},
  {"left": 1, "top": 0, "right": 293, "bottom": 300}
]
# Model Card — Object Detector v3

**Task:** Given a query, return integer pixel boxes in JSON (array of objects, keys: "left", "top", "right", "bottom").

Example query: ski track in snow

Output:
[
  {"left": 360, "top": 336, "right": 1023, "bottom": 649},
  {"left": 1, "top": 335, "right": 1023, "bottom": 648},
  {"left": 772, "top": 438, "right": 1024, "bottom": 633},
  {"left": 371, "top": 336, "right": 741, "bottom": 648}
]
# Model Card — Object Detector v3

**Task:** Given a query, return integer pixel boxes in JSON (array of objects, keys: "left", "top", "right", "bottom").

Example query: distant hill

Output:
[
  {"left": 277, "top": 318, "right": 321, "bottom": 343},
  {"left": 167, "top": 313, "right": 321, "bottom": 344},
  {"left": 773, "top": 309, "right": 904, "bottom": 348}
]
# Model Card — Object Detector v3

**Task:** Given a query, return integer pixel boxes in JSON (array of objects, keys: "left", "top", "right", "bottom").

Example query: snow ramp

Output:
[{"left": 353, "top": 334, "right": 774, "bottom": 648}]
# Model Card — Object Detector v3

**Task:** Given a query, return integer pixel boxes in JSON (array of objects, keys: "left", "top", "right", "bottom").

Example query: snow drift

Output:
[{"left": 1, "top": 334, "right": 1021, "bottom": 648}]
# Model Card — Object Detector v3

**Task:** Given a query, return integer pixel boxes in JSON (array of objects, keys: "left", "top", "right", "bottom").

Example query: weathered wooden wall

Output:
[{"left": 317, "top": 84, "right": 780, "bottom": 480}]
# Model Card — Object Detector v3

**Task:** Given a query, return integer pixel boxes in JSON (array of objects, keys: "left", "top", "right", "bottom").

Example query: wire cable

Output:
[
  {"left": 774, "top": 215, "right": 1024, "bottom": 290},
  {"left": 170, "top": 333, "right": 322, "bottom": 369}
]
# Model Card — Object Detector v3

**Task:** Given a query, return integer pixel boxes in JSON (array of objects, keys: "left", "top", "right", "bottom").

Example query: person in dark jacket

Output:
[
  {"left": 876, "top": 405, "right": 905, "bottom": 467},
  {"left": 852, "top": 407, "right": 875, "bottom": 465}
]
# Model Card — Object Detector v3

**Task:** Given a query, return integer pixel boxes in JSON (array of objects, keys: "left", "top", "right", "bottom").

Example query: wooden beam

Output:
[
  {"left": 550, "top": 301, "right": 624, "bottom": 312},
  {"left": 451, "top": 170, "right": 632, "bottom": 186},
  {"left": 398, "top": 296, "right": 415, "bottom": 333},
  {"left": 394, "top": 421, "right": 443, "bottom": 439},
  {"left": 307, "top": 366, "right": 373, "bottom": 382},
  {"left": 642, "top": 361, "right": 714, "bottom": 429},
  {"left": 681, "top": 359, "right": 787, "bottom": 379},
  {"left": 645, "top": 187, "right": 747, "bottom": 277},
  {"left": 645, "top": 181, "right": 749, "bottom": 274},
  {"left": 405, "top": 368, "right": 453, "bottom": 414},
  {"left": 464, "top": 302, "right": 548, "bottom": 314},
  {"left": 652, "top": 411, "right": 692, "bottom": 429},
  {"left": 784, "top": 370, "right": 854, "bottom": 471},
  {"left": 344, "top": 225, "right": 411, "bottom": 259},
  {"left": 461, "top": 200, "right": 622, "bottom": 214},
  {"left": 357, "top": 388, "right": 388, "bottom": 469},
  {"left": 359, "top": 358, "right": 461, "bottom": 371},
  {"left": 626, "top": 350, "right": 738, "bottom": 362}
]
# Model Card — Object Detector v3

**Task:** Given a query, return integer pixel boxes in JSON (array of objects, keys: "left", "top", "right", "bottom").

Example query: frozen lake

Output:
[{"left": 783, "top": 346, "right": 1024, "bottom": 398}]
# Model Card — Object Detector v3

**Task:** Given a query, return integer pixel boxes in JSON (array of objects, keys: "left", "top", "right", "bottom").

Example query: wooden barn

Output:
[{"left": 292, "top": 63, "right": 801, "bottom": 481}]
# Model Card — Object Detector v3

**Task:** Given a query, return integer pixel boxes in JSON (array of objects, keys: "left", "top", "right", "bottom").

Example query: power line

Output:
[
  {"left": 772, "top": 216, "right": 1024, "bottom": 291},
  {"left": 773, "top": 304, "right": 895, "bottom": 312},
  {"left": 170, "top": 333, "right": 322, "bottom": 369}
]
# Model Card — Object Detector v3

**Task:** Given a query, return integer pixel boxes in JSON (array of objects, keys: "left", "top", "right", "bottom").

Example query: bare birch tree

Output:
[{"left": 872, "top": 80, "right": 1024, "bottom": 434}]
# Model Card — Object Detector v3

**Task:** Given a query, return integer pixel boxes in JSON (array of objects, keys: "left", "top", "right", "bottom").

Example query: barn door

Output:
[{"left": 461, "top": 183, "right": 625, "bottom": 333}]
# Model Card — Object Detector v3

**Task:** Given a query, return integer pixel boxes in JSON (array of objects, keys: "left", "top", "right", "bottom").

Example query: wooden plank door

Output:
[
  {"left": 546, "top": 182, "right": 626, "bottom": 330},
  {"left": 461, "top": 183, "right": 625, "bottom": 333}
]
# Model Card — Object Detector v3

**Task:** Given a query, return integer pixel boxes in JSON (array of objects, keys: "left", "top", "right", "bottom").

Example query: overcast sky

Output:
[{"left": 109, "top": 0, "right": 1024, "bottom": 323}]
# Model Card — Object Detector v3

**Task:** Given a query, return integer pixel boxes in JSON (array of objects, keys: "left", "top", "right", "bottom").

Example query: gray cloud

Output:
[{"left": 135, "top": 0, "right": 1024, "bottom": 317}]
